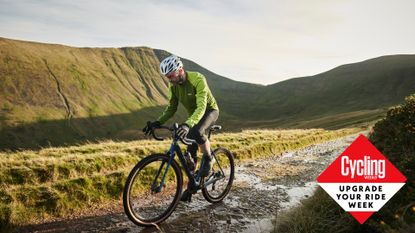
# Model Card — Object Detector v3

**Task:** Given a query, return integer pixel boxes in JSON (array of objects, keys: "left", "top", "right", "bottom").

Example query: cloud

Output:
[{"left": 1, "top": 0, "right": 415, "bottom": 84}]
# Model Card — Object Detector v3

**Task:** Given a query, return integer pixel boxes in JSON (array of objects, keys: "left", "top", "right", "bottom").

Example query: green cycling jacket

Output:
[{"left": 157, "top": 71, "right": 219, "bottom": 127}]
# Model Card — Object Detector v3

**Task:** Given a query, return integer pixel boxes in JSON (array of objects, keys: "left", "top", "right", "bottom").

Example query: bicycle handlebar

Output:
[
  {"left": 150, "top": 123, "right": 197, "bottom": 146},
  {"left": 180, "top": 136, "right": 197, "bottom": 146},
  {"left": 151, "top": 125, "right": 170, "bottom": 141}
]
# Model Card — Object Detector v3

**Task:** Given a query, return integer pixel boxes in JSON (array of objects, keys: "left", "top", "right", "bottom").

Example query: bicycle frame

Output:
[{"left": 153, "top": 137, "right": 225, "bottom": 193}]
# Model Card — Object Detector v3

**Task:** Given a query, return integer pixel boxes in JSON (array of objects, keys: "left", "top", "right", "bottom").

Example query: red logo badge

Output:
[{"left": 317, "top": 135, "right": 407, "bottom": 224}]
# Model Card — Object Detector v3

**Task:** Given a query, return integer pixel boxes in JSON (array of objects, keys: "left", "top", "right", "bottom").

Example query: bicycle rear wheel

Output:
[
  {"left": 201, "top": 148, "right": 235, "bottom": 203},
  {"left": 123, "top": 154, "right": 183, "bottom": 226}
]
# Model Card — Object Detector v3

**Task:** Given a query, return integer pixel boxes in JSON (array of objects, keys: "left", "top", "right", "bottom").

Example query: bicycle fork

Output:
[{"left": 150, "top": 143, "right": 177, "bottom": 193}]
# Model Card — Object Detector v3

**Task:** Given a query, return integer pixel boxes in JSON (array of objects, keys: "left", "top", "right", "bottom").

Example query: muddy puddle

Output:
[{"left": 16, "top": 133, "right": 362, "bottom": 233}]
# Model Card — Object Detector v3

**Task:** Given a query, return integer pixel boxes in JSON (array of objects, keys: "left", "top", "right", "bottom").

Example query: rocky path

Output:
[{"left": 17, "top": 133, "right": 362, "bottom": 233}]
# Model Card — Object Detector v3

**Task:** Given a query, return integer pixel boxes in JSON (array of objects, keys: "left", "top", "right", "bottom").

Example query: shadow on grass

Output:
[
  {"left": 0, "top": 105, "right": 189, "bottom": 151},
  {"left": 0, "top": 103, "right": 385, "bottom": 151}
]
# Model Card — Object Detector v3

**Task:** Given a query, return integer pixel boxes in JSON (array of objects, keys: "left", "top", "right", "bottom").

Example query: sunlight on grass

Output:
[{"left": 0, "top": 127, "right": 361, "bottom": 227}]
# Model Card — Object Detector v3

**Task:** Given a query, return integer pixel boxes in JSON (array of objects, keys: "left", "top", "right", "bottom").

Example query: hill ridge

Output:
[{"left": 1, "top": 37, "right": 414, "bottom": 149}]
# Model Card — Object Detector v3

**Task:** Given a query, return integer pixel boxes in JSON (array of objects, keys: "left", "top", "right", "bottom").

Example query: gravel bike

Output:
[{"left": 123, "top": 123, "right": 235, "bottom": 226}]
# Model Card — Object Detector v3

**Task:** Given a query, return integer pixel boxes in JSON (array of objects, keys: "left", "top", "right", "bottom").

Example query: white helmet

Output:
[{"left": 159, "top": 55, "right": 183, "bottom": 75}]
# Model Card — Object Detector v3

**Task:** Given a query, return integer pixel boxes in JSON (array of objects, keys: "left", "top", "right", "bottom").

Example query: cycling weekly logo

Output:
[{"left": 317, "top": 135, "right": 406, "bottom": 224}]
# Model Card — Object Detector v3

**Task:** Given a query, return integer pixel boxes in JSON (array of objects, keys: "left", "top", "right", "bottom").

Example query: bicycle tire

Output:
[
  {"left": 123, "top": 153, "right": 183, "bottom": 226},
  {"left": 201, "top": 148, "right": 235, "bottom": 203}
]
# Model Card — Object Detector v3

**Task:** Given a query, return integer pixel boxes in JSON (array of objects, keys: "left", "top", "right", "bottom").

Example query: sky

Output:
[{"left": 1, "top": 0, "right": 415, "bottom": 85}]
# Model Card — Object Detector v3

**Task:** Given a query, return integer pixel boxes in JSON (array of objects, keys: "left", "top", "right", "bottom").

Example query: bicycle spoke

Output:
[
  {"left": 202, "top": 148, "right": 234, "bottom": 203},
  {"left": 125, "top": 156, "right": 181, "bottom": 223}
]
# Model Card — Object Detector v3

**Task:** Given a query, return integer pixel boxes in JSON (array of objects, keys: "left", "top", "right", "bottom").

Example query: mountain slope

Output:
[
  {"left": 0, "top": 38, "right": 176, "bottom": 149},
  {"left": 0, "top": 37, "right": 414, "bottom": 149},
  {"left": 260, "top": 55, "right": 415, "bottom": 120},
  {"left": 0, "top": 38, "right": 168, "bottom": 121}
]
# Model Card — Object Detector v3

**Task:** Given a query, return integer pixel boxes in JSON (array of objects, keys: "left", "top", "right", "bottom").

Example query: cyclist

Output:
[{"left": 143, "top": 54, "right": 219, "bottom": 200}]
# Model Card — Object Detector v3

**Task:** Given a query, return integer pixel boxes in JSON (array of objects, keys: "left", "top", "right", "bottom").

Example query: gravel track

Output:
[{"left": 16, "top": 133, "right": 363, "bottom": 233}]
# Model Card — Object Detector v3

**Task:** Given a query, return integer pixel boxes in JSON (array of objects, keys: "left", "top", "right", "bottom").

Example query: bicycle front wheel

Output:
[
  {"left": 123, "top": 153, "right": 183, "bottom": 226},
  {"left": 201, "top": 147, "right": 235, "bottom": 203}
]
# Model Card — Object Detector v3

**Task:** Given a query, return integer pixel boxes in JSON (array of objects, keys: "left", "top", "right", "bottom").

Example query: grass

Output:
[
  {"left": 275, "top": 188, "right": 378, "bottom": 233},
  {"left": 0, "top": 127, "right": 361, "bottom": 228},
  {"left": 274, "top": 94, "right": 415, "bottom": 233},
  {"left": 275, "top": 187, "right": 415, "bottom": 233}
]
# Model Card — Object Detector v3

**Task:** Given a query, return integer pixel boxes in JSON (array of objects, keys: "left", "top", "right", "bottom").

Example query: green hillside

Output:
[
  {"left": 157, "top": 50, "right": 414, "bottom": 127},
  {"left": 0, "top": 38, "right": 186, "bottom": 149},
  {"left": 260, "top": 55, "right": 415, "bottom": 120},
  {"left": 1, "top": 37, "right": 414, "bottom": 149}
]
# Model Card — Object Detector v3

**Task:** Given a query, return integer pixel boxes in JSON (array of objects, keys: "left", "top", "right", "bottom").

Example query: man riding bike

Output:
[{"left": 143, "top": 54, "right": 219, "bottom": 201}]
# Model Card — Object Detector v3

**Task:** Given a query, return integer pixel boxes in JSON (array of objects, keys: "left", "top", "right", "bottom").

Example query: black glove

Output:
[
  {"left": 142, "top": 121, "right": 161, "bottom": 136},
  {"left": 177, "top": 123, "right": 190, "bottom": 138}
]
